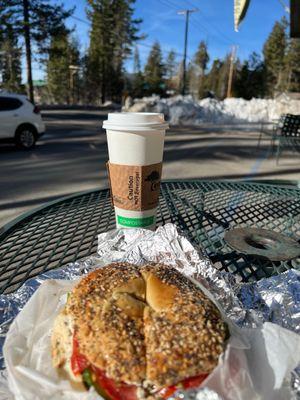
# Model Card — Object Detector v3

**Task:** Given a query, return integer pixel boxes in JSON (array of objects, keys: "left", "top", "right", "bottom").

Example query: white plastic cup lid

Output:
[{"left": 103, "top": 112, "right": 169, "bottom": 131}]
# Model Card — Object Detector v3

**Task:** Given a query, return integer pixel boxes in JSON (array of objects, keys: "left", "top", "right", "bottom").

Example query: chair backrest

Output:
[{"left": 281, "top": 114, "right": 300, "bottom": 138}]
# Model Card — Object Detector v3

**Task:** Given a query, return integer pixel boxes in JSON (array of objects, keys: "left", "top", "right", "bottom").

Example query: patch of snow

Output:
[{"left": 125, "top": 95, "right": 300, "bottom": 126}]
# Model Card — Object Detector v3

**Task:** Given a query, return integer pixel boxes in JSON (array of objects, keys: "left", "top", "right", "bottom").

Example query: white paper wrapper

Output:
[
  {"left": 2, "top": 276, "right": 300, "bottom": 400},
  {"left": 0, "top": 224, "right": 300, "bottom": 400}
]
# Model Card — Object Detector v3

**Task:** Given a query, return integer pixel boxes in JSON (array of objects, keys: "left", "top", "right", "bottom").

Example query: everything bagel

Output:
[{"left": 51, "top": 263, "right": 228, "bottom": 399}]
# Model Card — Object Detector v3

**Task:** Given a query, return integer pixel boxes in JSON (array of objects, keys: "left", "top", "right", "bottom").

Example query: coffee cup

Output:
[{"left": 103, "top": 112, "right": 169, "bottom": 229}]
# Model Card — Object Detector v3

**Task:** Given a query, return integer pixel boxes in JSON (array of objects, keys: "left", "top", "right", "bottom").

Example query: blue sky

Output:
[{"left": 31, "top": 0, "right": 287, "bottom": 81}]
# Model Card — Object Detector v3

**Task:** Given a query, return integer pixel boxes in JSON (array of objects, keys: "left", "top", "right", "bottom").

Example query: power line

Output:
[
  {"left": 155, "top": 0, "right": 180, "bottom": 9},
  {"left": 173, "top": 0, "right": 237, "bottom": 45},
  {"left": 188, "top": 17, "right": 232, "bottom": 48},
  {"left": 69, "top": 13, "right": 190, "bottom": 60},
  {"left": 189, "top": 19, "right": 213, "bottom": 40},
  {"left": 156, "top": 0, "right": 183, "bottom": 9},
  {"left": 69, "top": 10, "right": 237, "bottom": 70},
  {"left": 155, "top": 0, "right": 212, "bottom": 46},
  {"left": 181, "top": 0, "right": 238, "bottom": 44},
  {"left": 69, "top": 15, "right": 90, "bottom": 26},
  {"left": 197, "top": 9, "right": 237, "bottom": 45},
  {"left": 191, "top": 13, "right": 234, "bottom": 46},
  {"left": 154, "top": 0, "right": 234, "bottom": 47},
  {"left": 76, "top": 0, "right": 236, "bottom": 51},
  {"left": 161, "top": 0, "right": 227, "bottom": 49},
  {"left": 69, "top": 10, "right": 226, "bottom": 77}
]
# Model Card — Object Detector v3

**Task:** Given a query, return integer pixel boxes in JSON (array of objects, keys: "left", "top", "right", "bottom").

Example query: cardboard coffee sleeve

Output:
[{"left": 108, "top": 162, "right": 162, "bottom": 211}]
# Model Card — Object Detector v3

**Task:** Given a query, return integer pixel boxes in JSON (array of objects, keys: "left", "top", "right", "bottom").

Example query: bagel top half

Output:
[{"left": 51, "top": 263, "right": 228, "bottom": 389}]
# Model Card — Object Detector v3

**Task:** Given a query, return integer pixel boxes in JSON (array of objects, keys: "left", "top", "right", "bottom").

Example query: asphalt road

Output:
[{"left": 0, "top": 109, "right": 299, "bottom": 228}]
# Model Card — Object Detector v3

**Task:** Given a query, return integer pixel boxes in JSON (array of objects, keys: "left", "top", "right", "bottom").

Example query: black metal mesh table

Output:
[{"left": 0, "top": 180, "right": 299, "bottom": 295}]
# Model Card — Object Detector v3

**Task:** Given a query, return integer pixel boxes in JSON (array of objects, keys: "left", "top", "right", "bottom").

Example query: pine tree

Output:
[
  {"left": 263, "top": 17, "right": 287, "bottom": 96},
  {"left": 165, "top": 50, "right": 177, "bottom": 80},
  {"left": 131, "top": 46, "right": 144, "bottom": 98},
  {"left": 205, "top": 59, "right": 223, "bottom": 97},
  {"left": 187, "top": 63, "right": 198, "bottom": 98},
  {"left": 0, "top": 7, "right": 22, "bottom": 92},
  {"left": 69, "top": 37, "right": 82, "bottom": 104},
  {"left": 217, "top": 55, "right": 231, "bottom": 99},
  {"left": 285, "top": 39, "right": 300, "bottom": 92},
  {"left": 144, "top": 41, "right": 165, "bottom": 96},
  {"left": 234, "top": 52, "right": 265, "bottom": 99},
  {"left": 133, "top": 46, "right": 141, "bottom": 73},
  {"left": 193, "top": 41, "right": 209, "bottom": 98},
  {"left": 86, "top": 0, "right": 142, "bottom": 104},
  {"left": 194, "top": 41, "right": 209, "bottom": 75},
  {"left": 165, "top": 50, "right": 178, "bottom": 93},
  {"left": 0, "top": 25, "right": 22, "bottom": 92},
  {"left": 0, "top": 0, "right": 73, "bottom": 101},
  {"left": 47, "top": 31, "right": 81, "bottom": 104}
]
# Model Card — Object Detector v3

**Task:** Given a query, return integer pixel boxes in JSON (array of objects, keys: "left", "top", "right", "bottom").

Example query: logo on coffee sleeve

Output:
[{"left": 145, "top": 170, "right": 160, "bottom": 192}]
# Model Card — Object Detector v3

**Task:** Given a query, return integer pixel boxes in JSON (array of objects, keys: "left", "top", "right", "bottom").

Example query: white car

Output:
[{"left": 0, "top": 92, "right": 45, "bottom": 149}]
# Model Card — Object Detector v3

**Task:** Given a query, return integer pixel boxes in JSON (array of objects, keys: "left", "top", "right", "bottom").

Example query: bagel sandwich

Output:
[{"left": 51, "top": 263, "right": 228, "bottom": 399}]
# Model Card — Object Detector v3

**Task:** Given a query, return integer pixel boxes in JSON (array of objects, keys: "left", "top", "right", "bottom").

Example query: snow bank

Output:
[{"left": 125, "top": 95, "right": 300, "bottom": 125}]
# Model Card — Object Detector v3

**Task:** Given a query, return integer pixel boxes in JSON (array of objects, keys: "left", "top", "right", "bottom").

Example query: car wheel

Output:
[{"left": 15, "top": 126, "right": 37, "bottom": 150}]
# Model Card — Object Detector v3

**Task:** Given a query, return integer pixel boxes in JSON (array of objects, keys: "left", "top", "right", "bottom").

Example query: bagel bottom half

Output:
[{"left": 51, "top": 263, "right": 228, "bottom": 399}]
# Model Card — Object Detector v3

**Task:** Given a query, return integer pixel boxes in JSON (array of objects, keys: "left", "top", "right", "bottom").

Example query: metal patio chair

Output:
[
  {"left": 276, "top": 114, "right": 300, "bottom": 164},
  {"left": 257, "top": 116, "right": 284, "bottom": 151}
]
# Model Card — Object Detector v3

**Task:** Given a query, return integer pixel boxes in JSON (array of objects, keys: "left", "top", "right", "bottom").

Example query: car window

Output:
[{"left": 0, "top": 97, "right": 23, "bottom": 111}]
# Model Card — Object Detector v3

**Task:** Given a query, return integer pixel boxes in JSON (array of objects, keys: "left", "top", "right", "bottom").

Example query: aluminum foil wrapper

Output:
[{"left": 0, "top": 223, "right": 299, "bottom": 400}]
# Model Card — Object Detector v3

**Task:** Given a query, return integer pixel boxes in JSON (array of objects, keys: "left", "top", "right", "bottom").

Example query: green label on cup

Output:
[{"left": 117, "top": 215, "right": 154, "bottom": 228}]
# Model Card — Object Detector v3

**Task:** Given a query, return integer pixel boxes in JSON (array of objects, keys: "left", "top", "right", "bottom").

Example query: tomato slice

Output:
[
  {"left": 157, "top": 374, "right": 209, "bottom": 399},
  {"left": 70, "top": 335, "right": 207, "bottom": 400},
  {"left": 70, "top": 335, "right": 137, "bottom": 400},
  {"left": 70, "top": 336, "right": 89, "bottom": 375},
  {"left": 182, "top": 373, "right": 209, "bottom": 389},
  {"left": 93, "top": 367, "right": 137, "bottom": 400}
]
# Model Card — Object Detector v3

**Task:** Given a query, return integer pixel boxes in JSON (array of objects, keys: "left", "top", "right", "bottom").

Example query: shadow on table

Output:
[{"left": 0, "top": 192, "right": 80, "bottom": 211}]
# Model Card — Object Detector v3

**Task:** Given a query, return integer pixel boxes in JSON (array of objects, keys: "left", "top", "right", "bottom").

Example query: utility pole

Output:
[
  {"left": 178, "top": 8, "right": 198, "bottom": 96},
  {"left": 69, "top": 65, "right": 80, "bottom": 105},
  {"left": 23, "top": 0, "right": 34, "bottom": 103},
  {"left": 226, "top": 45, "right": 237, "bottom": 98}
]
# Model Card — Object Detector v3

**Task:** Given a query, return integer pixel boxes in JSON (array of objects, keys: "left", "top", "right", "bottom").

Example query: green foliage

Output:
[
  {"left": 263, "top": 17, "right": 287, "bottom": 95},
  {"left": 201, "top": 55, "right": 229, "bottom": 99},
  {"left": 133, "top": 46, "right": 141, "bottom": 73},
  {"left": 217, "top": 55, "right": 231, "bottom": 99},
  {"left": 144, "top": 41, "right": 165, "bottom": 95},
  {"left": 285, "top": 39, "right": 300, "bottom": 92},
  {"left": 0, "top": 0, "right": 72, "bottom": 101},
  {"left": 165, "top": 50, "right": 177, "bottom": 80},
  {"left": 86, "top": 0, "right": 142, "bottom": 103},
  {"left": 0, "top": 24, "right": 22, "bottom": 92},
  {"left": 0, "top": 0, "right": 73, "bottom": 59},
  {"left": 194, "top": 41, "right": 209, "bottom": 74},
  {"left": 204, "top": 59, "right": 223, "bottom": 98},
  {"left": 165, "top": 49, "right": 178, "bottom": 93},
  {"left": 47, "top": 31, "right": 81, "bottom": 104},
  {"left": 131, "top": 46, "right": 145, "bottom": 98},
  {"left": 193, "top": 41, "right": 209, "bottom": 98},
  {"left": 233, "top": 52, "right": 266, "bottom": 99}
]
